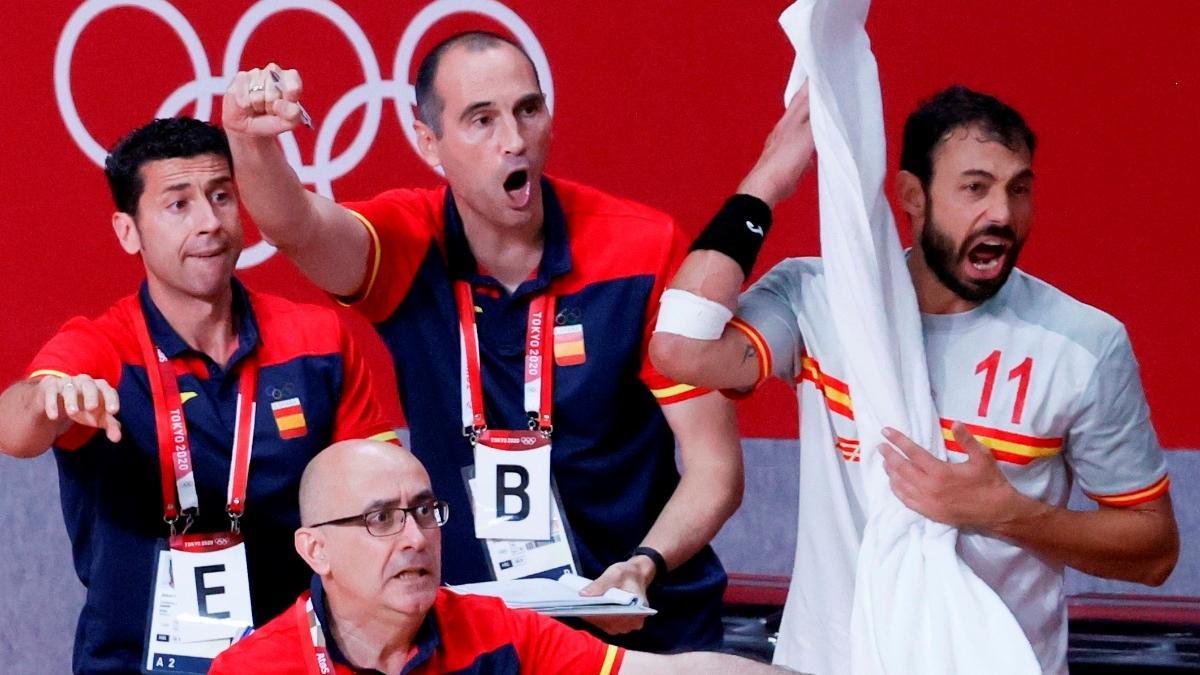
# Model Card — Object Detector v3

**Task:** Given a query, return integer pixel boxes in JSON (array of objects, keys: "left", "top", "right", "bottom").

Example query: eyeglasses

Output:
[{"left": 308, "top": 500, "right": 450, "bottom": 537}]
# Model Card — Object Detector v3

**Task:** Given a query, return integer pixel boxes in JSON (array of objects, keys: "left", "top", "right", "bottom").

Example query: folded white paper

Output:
[{"left": 446, "top": 573, "right": 656, "bottom": 617}]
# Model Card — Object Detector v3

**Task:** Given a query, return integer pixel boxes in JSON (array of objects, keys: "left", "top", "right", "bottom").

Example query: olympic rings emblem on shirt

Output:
[
  {"left": 555, "top": 307, "right": 582, "bottom": 325},
  {"left": 267, "top": 383, "right": 296, "bottom": 400},
  {"left": 54, "top": 0, "right": 554, "bottom": 269}
]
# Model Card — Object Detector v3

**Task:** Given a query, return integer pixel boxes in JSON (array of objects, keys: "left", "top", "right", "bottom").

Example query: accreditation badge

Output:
[
  {"left": 465, "top": 468, "right": 579, "bottom": 582},
  {"left": 143, "top": 533, "right": 254, "bottom": 673},
  {"left": 478, "top": 493, "right": 578, "bottom": 582},
  {"left": 472, "top": 430, "right": 552, "bottom": 540}
]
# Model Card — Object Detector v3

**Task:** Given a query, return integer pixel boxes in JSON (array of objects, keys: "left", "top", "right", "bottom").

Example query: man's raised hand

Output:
[
  {"left": 222, "top": 63, "right": 307, "bottom": 138},
  {"left": 736, "top": 82, "right": 816, "bottom": 209}
]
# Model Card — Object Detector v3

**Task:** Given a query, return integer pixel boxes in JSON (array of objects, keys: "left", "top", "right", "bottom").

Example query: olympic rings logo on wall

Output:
[{"left": 54, "top": 0, "right": 554, "bottom": 269}]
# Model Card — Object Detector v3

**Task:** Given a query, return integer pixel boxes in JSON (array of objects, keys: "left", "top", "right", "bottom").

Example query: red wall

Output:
[{"left": 2, "top": 1, "right": 1197, "bottom": 447}]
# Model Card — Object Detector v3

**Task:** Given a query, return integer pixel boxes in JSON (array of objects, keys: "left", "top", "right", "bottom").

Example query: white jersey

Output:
[{"left": 734, "top": 258, "right": 1169, "bottom": 675}]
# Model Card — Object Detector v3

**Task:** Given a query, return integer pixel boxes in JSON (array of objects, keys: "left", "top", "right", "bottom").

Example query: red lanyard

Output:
[
  {"left": 296, "top": 590, "right": 421, "bottom": 674},
  {"left": 297, "top": 593, "right": 335, "bottom": 675},
  {"left": 133, "top": 304, "right": 259, "bottom": 530},
  {"left": 454, "top": 282, "right": 555, "bottom": 439}
]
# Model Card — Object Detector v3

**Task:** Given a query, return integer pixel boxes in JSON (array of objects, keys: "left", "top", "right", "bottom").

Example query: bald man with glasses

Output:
[{"left": 210, "top": 440, "right": 793, "bottom": 674}]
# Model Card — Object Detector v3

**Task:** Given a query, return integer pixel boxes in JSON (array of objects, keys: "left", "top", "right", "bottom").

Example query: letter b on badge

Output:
[
  {"left": 473, "top": 430, "right": 551, "bottom": 540},
  {"left": 496, "top": 464, "right": 531, "bottom": 520}
]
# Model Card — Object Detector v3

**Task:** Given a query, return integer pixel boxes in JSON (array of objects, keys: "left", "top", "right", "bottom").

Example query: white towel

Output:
[{"left": 778, "top": 1, "right": 1041, "bottom": 672}]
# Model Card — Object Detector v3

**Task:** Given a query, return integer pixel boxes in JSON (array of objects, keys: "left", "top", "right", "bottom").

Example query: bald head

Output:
[
  {"left": 298, "top": 439, "right": 429, "bottom": 526},
  {"left": 294, "top": 439, "right": 443, "bottom": 629}
]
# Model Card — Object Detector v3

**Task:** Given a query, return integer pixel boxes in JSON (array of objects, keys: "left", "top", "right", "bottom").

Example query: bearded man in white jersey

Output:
[{"left": 649, "top": 85, "right": 1180, "bottom": 674}]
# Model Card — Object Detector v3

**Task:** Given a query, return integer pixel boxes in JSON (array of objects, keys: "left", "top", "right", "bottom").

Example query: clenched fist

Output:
[{"left": 222, "top": 63, "right": 311, "bottom": 138}]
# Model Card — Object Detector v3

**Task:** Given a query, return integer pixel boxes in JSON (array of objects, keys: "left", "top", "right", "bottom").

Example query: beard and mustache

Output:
[{"left": 919, "top": 207, "right": 1023, "bottom": 304}]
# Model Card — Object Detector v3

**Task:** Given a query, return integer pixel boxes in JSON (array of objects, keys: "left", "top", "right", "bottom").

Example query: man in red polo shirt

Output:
[
  {"left": 0, "top": 117, "right": 397, "bottom": 674},
  {"left": 211, "top": 439, "right": 786, "bottom": 674},
  {"left": 221, "top": 31, "right": 742, "bottom": 651}
]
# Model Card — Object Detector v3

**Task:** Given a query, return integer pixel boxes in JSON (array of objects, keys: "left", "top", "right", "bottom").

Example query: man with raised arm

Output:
[
  {"left": 649, "top": 85, "right": 1178, "bottom": 674},
  {"left": 220, "top": 32, "right": 742, "bottom": 651}
]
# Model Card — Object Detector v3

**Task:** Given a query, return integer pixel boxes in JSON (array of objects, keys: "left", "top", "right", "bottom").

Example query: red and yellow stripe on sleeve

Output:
[
  {"left": 369, "top": 430, "right": 400, "bottom": 444},
  {"left": 600, "top": 644, "right": 624, "bottom": 675},
  {"left": 335, "top": 209, "right": 384, "bottom": 307},
  {"left": 29, "top": 369, "right": 71, "bottom": 380},
  {"left": 1086, "top": 475, "right": 1171, "bottom": 507},
  {"left": 728, "top": 317, "right": 772, "bottom": 385},
  {"left": 650, "top": 382, "right": 704, "bottom": 405}
]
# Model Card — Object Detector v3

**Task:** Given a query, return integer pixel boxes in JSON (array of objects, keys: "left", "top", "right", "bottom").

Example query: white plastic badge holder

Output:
[
  {"left": 464, "top": 465, "right": 579, "bottom": 582},
  {"left": 473, "top": 429, "right": 552, "bottom": 540},
  {"left": 477, "top": 486, "right": 578, "bottom": 581},
  {"left": 144, "top": 533, "right": 254, "bottom": 673}
]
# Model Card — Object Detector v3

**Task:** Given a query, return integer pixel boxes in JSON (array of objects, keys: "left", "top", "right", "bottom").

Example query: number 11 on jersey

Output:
[{"left": 975, "top": 350, "right": 1033, "bottom": 425}]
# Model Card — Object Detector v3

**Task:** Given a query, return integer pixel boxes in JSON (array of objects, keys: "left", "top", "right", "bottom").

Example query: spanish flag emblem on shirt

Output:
[
  {"left": 553, "top": 324, "right": 586, "bottom": 366},
  {"left": 272, "top": 397, "right": 308, "bottom": 440}
]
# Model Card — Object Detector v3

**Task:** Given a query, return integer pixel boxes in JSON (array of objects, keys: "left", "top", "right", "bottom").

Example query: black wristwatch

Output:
[{"left": 630, "top": 546, "right": 669, "bottom": 584}]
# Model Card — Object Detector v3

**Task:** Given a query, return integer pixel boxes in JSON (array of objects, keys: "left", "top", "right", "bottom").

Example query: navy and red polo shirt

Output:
[
  {"left": 338, "top": 177, "right": 726, "bottom": 651},
  {"left": 26, "top": 279, "right": 397, "bottom": 674},
  {"left": 209, "top": 577, "right": 625, "bottom": 675}
]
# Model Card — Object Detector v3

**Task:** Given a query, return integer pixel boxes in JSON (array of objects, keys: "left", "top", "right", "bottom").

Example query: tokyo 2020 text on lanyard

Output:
[
  {"left": 453, "top": 282, "right": 578, "bottom": 564},
  {"left": 455, "top": 281, "right": 554, "bottom": 441},
  {"left": 133, "top": 306, "right": 259, "bottom": 535}
]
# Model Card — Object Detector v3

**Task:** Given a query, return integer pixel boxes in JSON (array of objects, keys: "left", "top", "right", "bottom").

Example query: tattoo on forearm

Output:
[{"left": 742, "top": 344, "right": 756, "bottom": 364}]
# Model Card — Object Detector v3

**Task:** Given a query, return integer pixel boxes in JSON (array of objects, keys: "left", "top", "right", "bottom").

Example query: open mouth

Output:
[
  {"left": 965, "top": 239, "right": 1011, "bottom": 276},
  {"left": 392, "top": 568, "right": 430, "bottom": 581},
  {"left": 503, "top": 169, "right": 531, "bottom": 208}
]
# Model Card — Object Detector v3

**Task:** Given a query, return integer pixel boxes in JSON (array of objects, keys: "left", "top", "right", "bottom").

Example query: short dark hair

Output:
[
  {"left": 414, "top": 31, "right": 539, "bottom": 137},
  {"left": 104, "top": 117, "right": 232, "bottom": 215},
  {"left": 900, "top": 85, "right": 1036, "bottom": 188}
]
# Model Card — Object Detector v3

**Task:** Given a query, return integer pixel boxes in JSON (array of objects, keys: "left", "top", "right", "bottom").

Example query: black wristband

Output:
[
  {"left": 688, "top": 194, "right": 773, "bottom": 278},
  {"left": 630, "top": 546, "right": 669, "bottom": 584}
]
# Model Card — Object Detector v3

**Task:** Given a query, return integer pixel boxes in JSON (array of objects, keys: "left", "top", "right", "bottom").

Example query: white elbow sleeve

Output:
[{"left": 654, "top": 289, "right": 734, "bottom": 340}]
